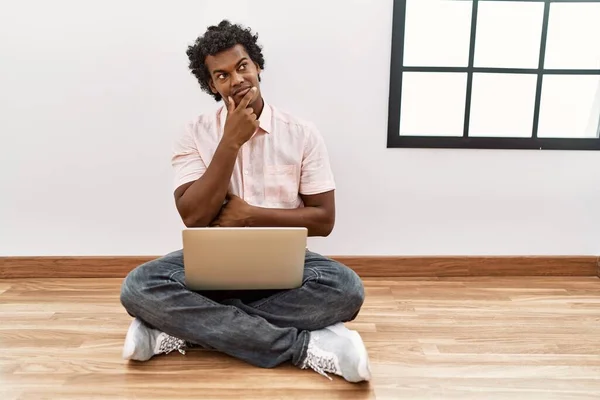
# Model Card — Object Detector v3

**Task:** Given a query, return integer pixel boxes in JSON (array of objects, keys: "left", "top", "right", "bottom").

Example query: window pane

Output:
[
  {"left": 474, "top": 1, "right": 544, "bottom": 69},
  {"left": 469, "top": 73, "right": 537, "bottom": 138},
  {"left": 403, "top": 0, "right": 472, "bottom": 67},
  {"left": 544, "top": 3, "right": 600, "bottom": 69},
  {"left": 400, "top": 72, "right": 466, "bottom": 137},
  {"left": 538, "top": 75, "right": 600, "bottom": 139}
]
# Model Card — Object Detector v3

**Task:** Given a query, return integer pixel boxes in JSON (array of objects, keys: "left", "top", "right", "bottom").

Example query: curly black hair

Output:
[{"left": 186, "top": 20, "right": 265, "bottom": 102}]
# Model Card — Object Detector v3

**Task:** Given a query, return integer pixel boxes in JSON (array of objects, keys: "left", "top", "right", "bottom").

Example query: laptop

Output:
[{"left": 182, "top": 227, "right": 307, "bottom": 291}]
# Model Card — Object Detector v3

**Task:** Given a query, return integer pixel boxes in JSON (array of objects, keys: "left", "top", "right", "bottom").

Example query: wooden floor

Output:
[{"left": 1, "top": 277, "right": 600, "bottom": 399}]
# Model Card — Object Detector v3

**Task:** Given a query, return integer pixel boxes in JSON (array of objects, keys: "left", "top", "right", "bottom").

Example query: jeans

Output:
[{"left": 120, "top": 249, "right": 365, "bottom": 368}]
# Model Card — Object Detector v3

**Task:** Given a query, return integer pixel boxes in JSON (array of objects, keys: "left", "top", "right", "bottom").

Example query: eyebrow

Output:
[{"left": 212, "top": 58, "right": 248, "bottom": 75}]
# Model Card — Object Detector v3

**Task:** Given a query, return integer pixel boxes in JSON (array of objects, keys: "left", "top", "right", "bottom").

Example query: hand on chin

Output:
[{"left": 232, "top": 87, "right": 256, "bottom": 107}]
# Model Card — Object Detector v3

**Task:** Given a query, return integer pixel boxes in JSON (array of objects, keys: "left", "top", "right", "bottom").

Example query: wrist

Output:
[
  {"left": 219, "top": 136, "right": 242, "bottom": 152},
  {"left": 245, "top": 204, "right": 260, "bottom": 227}
]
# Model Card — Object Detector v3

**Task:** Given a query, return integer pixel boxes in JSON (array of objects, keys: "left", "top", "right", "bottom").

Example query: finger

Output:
[
  {"left": 226, "top": 96, "right": 235, "bottom": 113},
  {"left": 245, "top": 107, "right": 254, "bottom": 115},
  {"left": 237, "top": 87, "right": 256, "bottom": 110}
]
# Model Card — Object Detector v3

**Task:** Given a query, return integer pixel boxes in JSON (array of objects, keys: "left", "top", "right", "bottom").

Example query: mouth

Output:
[{"left": 233, "top": 86, "right": 252, "bottom": 97}]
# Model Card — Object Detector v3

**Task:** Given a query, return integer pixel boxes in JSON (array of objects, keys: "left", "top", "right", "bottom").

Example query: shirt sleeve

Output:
[
  {"left": 299, "top": 123, "right": 336, "bottom": 195},
  {"left": 171, "top": 122, "right": 207, "bottom": 191}
]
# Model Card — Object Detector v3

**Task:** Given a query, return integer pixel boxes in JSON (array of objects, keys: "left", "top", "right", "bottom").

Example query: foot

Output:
[
  {"left": 122, "top": 318, "right": 187, "bottom": 361},
  {"left": 325, "top": 322, "right": 372, "bottom": 379},
  {"left": 300, "top": 325, "right": 372, "bottom": 383}
]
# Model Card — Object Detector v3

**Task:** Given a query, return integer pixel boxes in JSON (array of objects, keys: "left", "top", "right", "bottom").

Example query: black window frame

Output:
[{"left": 387, "top": 0, "right": 600, "bottom": 150}]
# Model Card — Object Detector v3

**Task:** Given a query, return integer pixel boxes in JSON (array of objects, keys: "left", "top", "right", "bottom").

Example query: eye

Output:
[
  {"left": 239, "top": 63, "right": 247, "bottom": 71},
  {"left": 217, "top": 73, "right": 227, "bottom": 80}
]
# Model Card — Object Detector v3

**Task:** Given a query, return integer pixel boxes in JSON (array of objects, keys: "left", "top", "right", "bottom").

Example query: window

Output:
[{"left": 387, "top": 0, "right": 600, "bottom": 150}]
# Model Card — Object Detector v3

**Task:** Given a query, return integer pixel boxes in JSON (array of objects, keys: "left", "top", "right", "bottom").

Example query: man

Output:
[{"left": 119, "top": 20, "right": 371, "bottom": 383}]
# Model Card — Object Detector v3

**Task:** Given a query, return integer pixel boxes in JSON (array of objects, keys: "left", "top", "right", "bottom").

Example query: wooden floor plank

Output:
[
  {"left": 1, "top": 277, "right": 599, "bottom": 399},
  {"left": 3, "top": 255, "right": 598, "bottom": 278}
]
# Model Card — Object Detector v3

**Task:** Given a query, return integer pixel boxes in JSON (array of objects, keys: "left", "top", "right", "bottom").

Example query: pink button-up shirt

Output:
[{"left": 171, "top": 101, "right": 335, "bottom": 209}]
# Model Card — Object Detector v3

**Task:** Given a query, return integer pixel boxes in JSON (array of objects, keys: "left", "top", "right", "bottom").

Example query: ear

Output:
[
  {"left": 208, "top": 79, "right": 218, "bottom": 94},
  {"left": 255, "top": 64, "right": 262, "bottom": 82}
]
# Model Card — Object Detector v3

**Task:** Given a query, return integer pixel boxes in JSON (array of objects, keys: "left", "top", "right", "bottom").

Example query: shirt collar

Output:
[{"left": 219, "top": 99, "right": 272, "bottom": 134}]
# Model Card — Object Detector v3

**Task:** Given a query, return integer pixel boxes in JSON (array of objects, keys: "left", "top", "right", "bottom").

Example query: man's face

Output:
[{"left": 206, "top": 44, "right": 261, "bottom": 108}]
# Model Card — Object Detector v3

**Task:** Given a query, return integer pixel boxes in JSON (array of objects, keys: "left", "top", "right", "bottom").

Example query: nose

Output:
[{"left": 231, "top": 71, "right": 244, "bottom": 87}]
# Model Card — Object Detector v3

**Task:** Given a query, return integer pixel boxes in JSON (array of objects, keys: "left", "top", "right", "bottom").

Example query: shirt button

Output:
[{"left": 244, "top": 170, "right": 249, "bottom": 175}]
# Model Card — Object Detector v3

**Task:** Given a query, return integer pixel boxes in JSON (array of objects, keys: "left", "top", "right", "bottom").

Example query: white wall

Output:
[{"left": 1, "top": 0, "right": 599, "bottom": 256}]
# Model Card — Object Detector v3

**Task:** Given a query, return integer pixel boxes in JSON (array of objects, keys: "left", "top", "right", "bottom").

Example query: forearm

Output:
[
  {"left": 178, "top": 141, "right": 239, "bottom": 227},
  {"left": 247, "top": 206, "right": 334, "bottom": 237}
]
